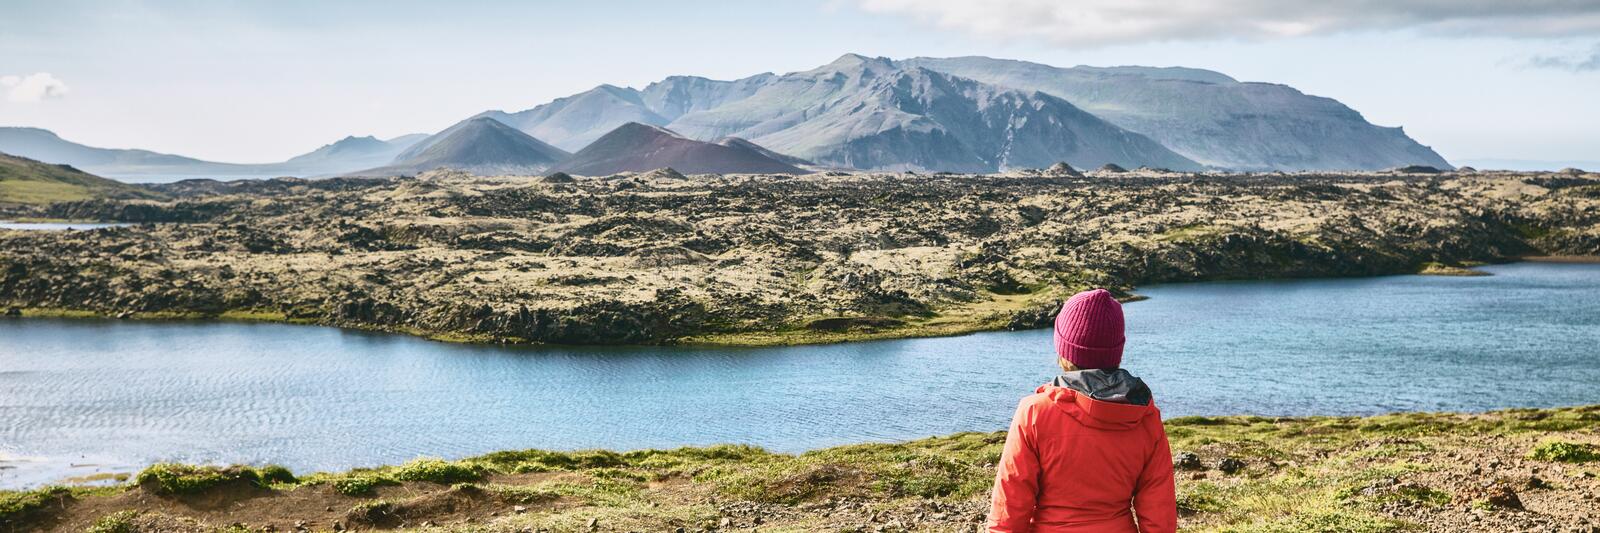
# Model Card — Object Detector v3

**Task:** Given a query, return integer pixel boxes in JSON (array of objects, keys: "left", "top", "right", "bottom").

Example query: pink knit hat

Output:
[{"left": 1054, "top": 289, "right": 1125, "bottom": 369}]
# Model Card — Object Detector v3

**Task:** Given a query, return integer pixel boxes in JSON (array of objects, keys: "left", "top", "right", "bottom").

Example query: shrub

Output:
[
  {"left": 332, "top": 477, "right": 381, "bottom": 496},
  {"left": 134, "top": 464, "right": 262, "bottom": 495},
  {"left": 1528, "top": 441, "right": 1600, "bottom": 463},
  {"left": 256, "top": 465, "right": 297, "bottom": 485},
  {"left": 392, "top": 458, "right": 485, "bottom": 484}
]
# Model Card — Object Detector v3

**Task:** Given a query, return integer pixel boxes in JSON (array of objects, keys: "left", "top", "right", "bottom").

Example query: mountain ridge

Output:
[
  {"left": 0, "top": 127, "right": 429, "bottom": 181},
  {"left": 551, "top": 122, "right": 804, "bottom": 176}
]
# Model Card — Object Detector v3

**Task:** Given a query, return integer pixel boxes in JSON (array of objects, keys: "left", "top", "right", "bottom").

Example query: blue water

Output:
[
  {"left": 0, "top": 221, "right": 134, "bottom": 231},
  {"left": 1, "top": 262, "right": 1598, "bottom": 488}
]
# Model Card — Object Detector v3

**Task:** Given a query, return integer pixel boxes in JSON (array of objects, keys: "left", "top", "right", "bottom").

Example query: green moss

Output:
[
  {"left": 1177, "top": 482, "right": 1228, "bottom": 514},
  {"left": 1221, "top": 510, "right": 1412, "bottom": 533},
  {"left": 134, "top": 463, "right": 266, "bottom": 495},
  {"left": 331, "top": 476, "right": 384, "bottom": 496},
  {"left": 0, "top": 486, "right": 73, "bottom": 523},
  {"left": 86, "top": 510, "right": 141, "bottom": 533},
  {"left": 1529, "top": 440, "right": 1600, "bottom": 463},
  {"left": 392, "top": 458, "right": 485, "bottom": 484}
]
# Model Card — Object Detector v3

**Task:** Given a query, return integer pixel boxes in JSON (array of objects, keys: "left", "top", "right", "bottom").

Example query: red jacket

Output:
[{"left": 988, "top": 383, "right": 1177, "bottom": 533}]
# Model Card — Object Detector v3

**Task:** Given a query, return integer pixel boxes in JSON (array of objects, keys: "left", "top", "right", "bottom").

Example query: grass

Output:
[
  {"left": 0, "top": 485, "right": 117, "bottom": 525},
  {"left": 133, "top": 464, "right": 273, "bottom": 495},
  {"left": 85, "top": 510, "right": 141, "bottom": 533},
  {"left": 0, "top": 179, "right": 96, "bottom": 204},
  {"left": 8, "top": 405, "right": 1598, "bottom": 531},
  {"left": 391, "top": 458, "right": 486, "bottom": 484},
  {"left": 0, "top": 153, "right": 159, "bottom": 204},
  {"left": 1528, "top": 440, "right": 1600, "bottom": 463}
]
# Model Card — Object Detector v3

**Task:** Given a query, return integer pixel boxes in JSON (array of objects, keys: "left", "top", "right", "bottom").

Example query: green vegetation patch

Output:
[
  {"left": 1529, "top": 440, "right": 1600, "bottom": 463},
  {"left": 392, "top": 458, "right": 486, "bottom": 484},
  {"left": 134, "top": 463, "right": 271, "bottom": 495},
  {"left": 0, "top": 486, "right": 73, "bottom": 523},
  {"left": 86, "top": 510, "right": 141, "bottom": 533}
]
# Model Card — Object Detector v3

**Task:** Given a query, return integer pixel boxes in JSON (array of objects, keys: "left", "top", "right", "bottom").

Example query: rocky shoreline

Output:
[
  {"left": 2, "top": 168, "right": 1597, "bottom": 346},
  {"left": 4, "top": 405, "right": 1598, "bottom": 532}
]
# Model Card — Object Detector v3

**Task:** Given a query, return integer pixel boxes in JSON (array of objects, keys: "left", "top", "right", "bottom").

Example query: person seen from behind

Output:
[{"left": 988, "top": 288, "right": 1177, "bottom": 532}]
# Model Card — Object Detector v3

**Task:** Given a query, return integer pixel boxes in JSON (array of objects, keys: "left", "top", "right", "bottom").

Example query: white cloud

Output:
[
  {"left": 854, "top": 0, "right": 1600, "bottom": 47},
  {"left": 1, "top": 72, "right": 70, "bottom": 103}
]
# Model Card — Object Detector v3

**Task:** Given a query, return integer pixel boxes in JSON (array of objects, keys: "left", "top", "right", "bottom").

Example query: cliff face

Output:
[{"left": 3, "top": 170, "right": 1595, "bottom": 346}]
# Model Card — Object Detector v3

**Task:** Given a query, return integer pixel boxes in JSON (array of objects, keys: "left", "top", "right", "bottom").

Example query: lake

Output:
[
  {"left": 2, "top": 262, "right": 1598, "bottom": 488},
  {"left": 0, "top": 221, "right": 135, "bottom": 231}
]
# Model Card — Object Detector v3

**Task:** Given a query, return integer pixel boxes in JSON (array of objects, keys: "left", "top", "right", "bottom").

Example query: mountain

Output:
[
  {"left": 0, "top": 127, "right": 429, "bottom": 181},
  {"left": 478, "top": 85, "right": 670, "bottom": 152},
  {"left": 353, "top": 117, "right": 570, "bottom": 176},
  {"left": 900, "top": 56, "right": 1451, "bottom": 171},
  {"left": 0, "top": 151, "right": 160, "bottom": 204},
  {"left": 466, "top": 54, "right": 1449, "bottom": 172},
  {"left": 714, "top": 137, "right": 812, "bottom": 167},
  {"left": 0, "top": 127, "right": 252, "bottom": 179},
  {"left": 277, "top": 134, "right": 427, "bottom": 174},
  {"left": 476, "top": 55, "right": 1198, "bottom": 173},
  {"left": 551, "top": 122, "right": 804, "bottom": 176},
  {"left": 665, "top": 55, "right": 1199, "bottom": 172}
]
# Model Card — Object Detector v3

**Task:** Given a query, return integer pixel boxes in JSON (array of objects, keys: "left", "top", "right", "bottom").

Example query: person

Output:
[{"left": 987, "top": 288, "right": 1177, "bottom": 533}]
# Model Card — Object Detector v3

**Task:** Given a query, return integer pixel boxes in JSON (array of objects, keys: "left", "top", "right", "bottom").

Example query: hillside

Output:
[
  {"left": 0, "top": 128, "right": 428, "bottom": 180},
  {"left": 0, "top": 152, "right": 159, "bottom": 204},
  {"left": 903, "top": 56, "right": 1453, "bottom": 171},
  {"left": 276, "top": 134, "right": 427, "bottom": 174},
  {"left": 5, "top": 405, "right": 1595, "bottom": 532},
  {"left": 352, "top": 117, "right": 570, "bottom": 176},
  {"left": 551, "top": 122, "right": 803, "bottom": 176}
]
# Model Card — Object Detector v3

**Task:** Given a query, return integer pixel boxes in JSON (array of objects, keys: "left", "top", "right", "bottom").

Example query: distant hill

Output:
[
  {"left": 0, "top": 127, "right": 428, "bottom": 181},
  {"left": 353, "top": 117, "right": 570, "bottom": 176},
  {"left": 1453, "top": 158, "right": 1599, "bottom": 172},
  {"left": 0, "top": 151, "right": 160, "bottom": 204},
  {"left": 276, "top": 134, "right": 427, "bottom": 174},
  {"left": 902, "top": 56, "right": 1451, "bottom": 171},
  {"left": 552, "top": 122, "right": 804, "bottom": 176}
]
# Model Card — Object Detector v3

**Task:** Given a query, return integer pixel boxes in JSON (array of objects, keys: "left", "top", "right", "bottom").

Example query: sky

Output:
[{"left": 1, "top": 0, "right": 1597, "bottom": 166}]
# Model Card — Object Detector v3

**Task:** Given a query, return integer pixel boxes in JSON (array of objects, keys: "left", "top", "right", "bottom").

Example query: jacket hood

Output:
[{"left": 1037, "top": 368, "right": 1157, "bottom": 430}]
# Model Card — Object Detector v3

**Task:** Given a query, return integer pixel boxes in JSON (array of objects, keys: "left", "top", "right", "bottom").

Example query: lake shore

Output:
[
  {"left": 2, "top": 169, "right": 1597, "bottom": 347},
  {"left": 5, "top": 405, "right": 1598, "bottom": 532}
]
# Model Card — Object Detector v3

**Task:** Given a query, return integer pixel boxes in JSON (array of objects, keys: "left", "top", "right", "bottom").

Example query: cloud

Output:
[
  {"left": 853, "top": 0, "right": 1600, "bottom": 47},
  {"left": 1527, "top": 44, "right": 1600, "bottom": 71},
  {"left": 1, "top": 73, "right": 70, "bottom": 103}
]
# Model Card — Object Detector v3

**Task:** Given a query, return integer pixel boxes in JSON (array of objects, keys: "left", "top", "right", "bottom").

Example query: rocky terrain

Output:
[
  {"left": 4, "top": 405, "right": 1598, "bottom": 532},
  {"left": 0, "top": 168, "right": 1597, "bottom": 346}
]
